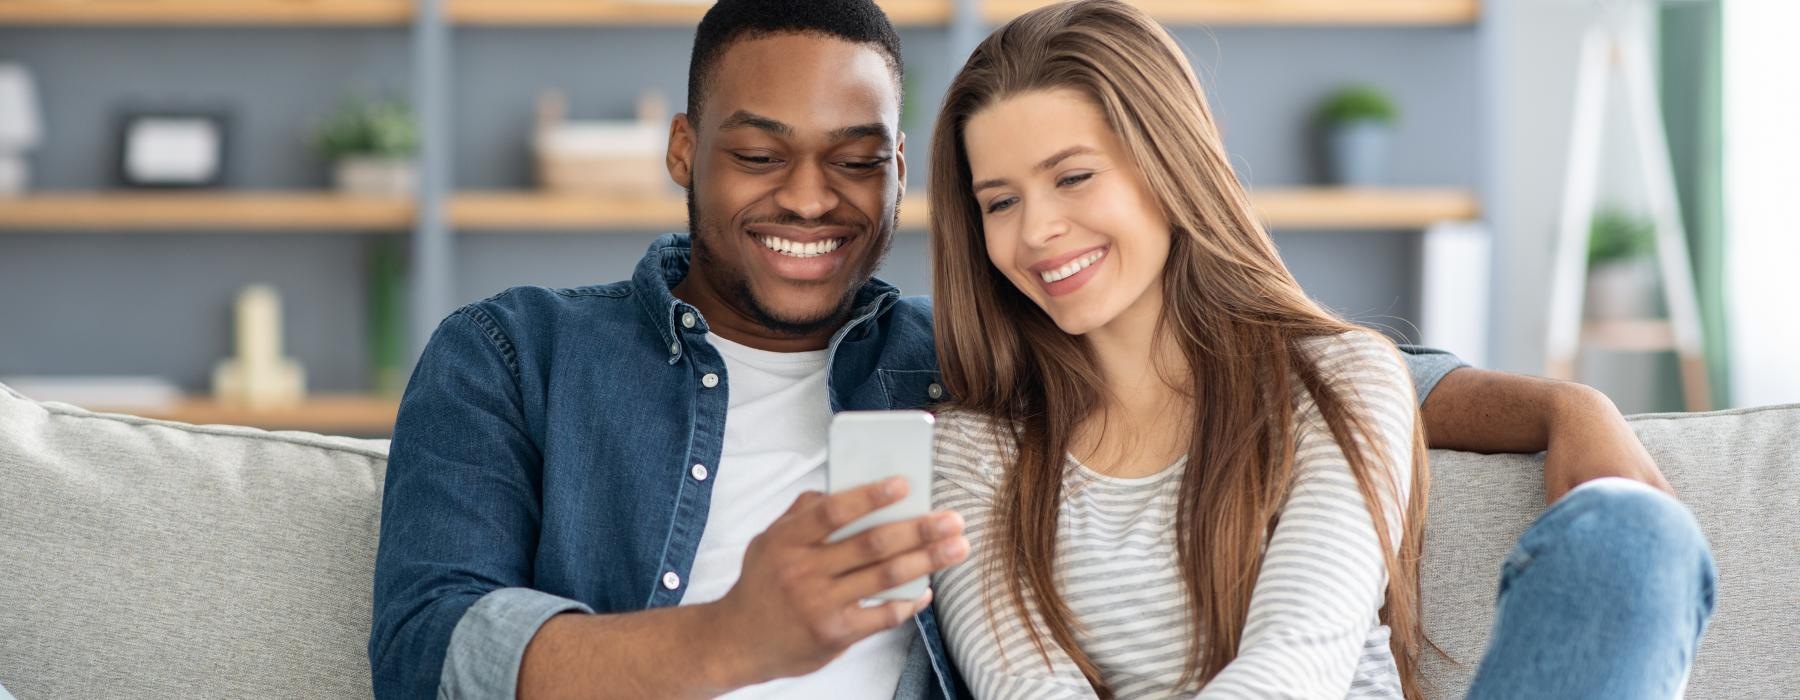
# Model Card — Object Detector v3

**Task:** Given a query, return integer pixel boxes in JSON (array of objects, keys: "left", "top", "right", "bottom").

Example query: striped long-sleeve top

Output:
[{"left": 931, "top": 331, "right": 1417, "bottom": 699}]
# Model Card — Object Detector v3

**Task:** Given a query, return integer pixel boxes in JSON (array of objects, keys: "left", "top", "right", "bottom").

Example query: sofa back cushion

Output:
[
  {"left": 1420, "top": 403, "right": 1800, "bottom": 698},
  {"left": 0, "top": 384, "right": 387, "bottom": 698}
]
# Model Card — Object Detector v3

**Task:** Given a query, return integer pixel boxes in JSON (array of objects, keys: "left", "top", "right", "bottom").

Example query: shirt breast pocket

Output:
[{"left": 876, "top": 369, "right": 947, "bottom": 410}]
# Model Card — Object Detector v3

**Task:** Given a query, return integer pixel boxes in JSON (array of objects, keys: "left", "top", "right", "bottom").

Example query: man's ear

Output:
[
  {"left": 894, "top": 130, "right": 907, "bottom": 199},
  {"left": 667, "top": 113, "right": 696, "bottom": 189}
]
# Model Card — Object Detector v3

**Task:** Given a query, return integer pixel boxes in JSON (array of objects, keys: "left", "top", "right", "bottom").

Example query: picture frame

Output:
[{"left": 115, "top": 108, "right": 231, "bottom": 188}]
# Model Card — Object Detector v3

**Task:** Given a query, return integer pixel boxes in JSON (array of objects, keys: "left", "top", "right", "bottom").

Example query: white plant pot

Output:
[
  {"left": 1585, "top": 257, "right": 1661, "bottom": 320},
  {"left": 333, "top": 156, "right": 416, "bottom": 197}
]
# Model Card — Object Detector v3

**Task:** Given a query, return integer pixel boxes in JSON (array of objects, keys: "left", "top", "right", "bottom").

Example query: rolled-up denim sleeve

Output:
[
  {"left": 369, "top": 308, "right": 564, "bottom": 699},
  {"left": 440, "top": 588, "right": 594, "bottom": 698},
  {"left": 1395, "top": 344, "right": 1469, "bottom": 406}
]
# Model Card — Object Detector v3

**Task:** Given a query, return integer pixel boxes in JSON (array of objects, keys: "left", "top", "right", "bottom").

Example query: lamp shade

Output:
[{"left": 0, "top": 63, "right": 43, "bottom": 151}]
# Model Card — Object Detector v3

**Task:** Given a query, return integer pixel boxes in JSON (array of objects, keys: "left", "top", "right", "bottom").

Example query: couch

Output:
[{"left": 1, "top": 382, "right": 1795, "bottom": 698}]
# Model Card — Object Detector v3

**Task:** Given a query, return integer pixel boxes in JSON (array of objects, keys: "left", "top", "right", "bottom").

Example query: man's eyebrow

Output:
[
  {"left": 830, "top": 122, "right": 893, "bottom": 144},
  {"left": 717, "top": 110, "right": 792, "bottom": 137},
  {"left": 972, "top": 145, "right": 1099, "bottom": 192}
]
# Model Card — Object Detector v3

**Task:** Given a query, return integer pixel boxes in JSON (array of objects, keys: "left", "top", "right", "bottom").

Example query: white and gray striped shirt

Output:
[{"left": 932, "top": 332, "right": 1416, "bottom": 699}]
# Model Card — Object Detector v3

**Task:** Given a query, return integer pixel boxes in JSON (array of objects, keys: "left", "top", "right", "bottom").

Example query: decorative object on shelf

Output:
[
  {"left": 0, "top": 63, "right": 43, "bottom": 197},
  {"left": 1583, "top": 207, "right": 1660, "bottom": 320},
  {"left": 534, "top": 89, "right": 669, "bottom": 196},
  {"left": 1315, "top": 84, "right": 1398, "bottom": 186},
  {"left": 366, "top": 238, "right": 408, "bottom": 398},
  {"left": 115, "top": 108, "right": 230, "bottom": 188},
  {"left": 315, "top": 93, "right": 418, "bottom": 196},
  {"left": 213, "top": 284, "right": 306, "bottom": 409}
]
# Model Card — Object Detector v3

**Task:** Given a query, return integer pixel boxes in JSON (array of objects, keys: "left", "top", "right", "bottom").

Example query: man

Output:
[{"left": 369, "top": 1, "right": 1688, "bottom": 698}]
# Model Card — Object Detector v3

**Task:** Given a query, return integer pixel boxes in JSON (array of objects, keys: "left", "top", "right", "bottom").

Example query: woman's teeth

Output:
[
  {"left": 760, "top": 236, "right": 844, "bottom": 258},
  {"left": 1040, "top": 250, "right": 1105, "bottom": 283}
]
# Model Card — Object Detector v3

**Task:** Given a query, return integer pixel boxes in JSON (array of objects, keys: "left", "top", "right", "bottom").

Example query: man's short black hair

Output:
[{"left": 687, "top": 0, "right": 904, "bottom": 123}]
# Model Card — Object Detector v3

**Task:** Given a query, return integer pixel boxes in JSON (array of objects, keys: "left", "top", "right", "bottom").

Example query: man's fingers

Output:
[
  {"left": 777, "top": 477, "right": 909, "bottom": 543},
  {"left": 829, "top": 535, "right": 968, "bottom": 603},
  {"left": 839, "top": 589, "right": 935, "bottom": 642},
  {"left": 817, "top": 511, "right": 964, "bottom": 576}
]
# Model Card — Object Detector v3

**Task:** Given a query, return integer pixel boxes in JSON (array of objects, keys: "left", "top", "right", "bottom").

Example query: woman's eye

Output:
[
  {"left": 985, "top": 197, "right": 1017, "bottom": 215},
  {"left": 1057, "top": 172, "right": 1095, "bottom": 187}
]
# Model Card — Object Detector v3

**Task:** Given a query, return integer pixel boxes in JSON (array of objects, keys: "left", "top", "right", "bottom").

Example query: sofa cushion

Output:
[
  {"left": 1420, "top": 403, "right": 1800, "bottom": 698},
  {"left": 0, "top": 384, "right": 388, "bottom": 698}
]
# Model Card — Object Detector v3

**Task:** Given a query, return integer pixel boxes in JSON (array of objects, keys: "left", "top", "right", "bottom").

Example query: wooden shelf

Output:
[
  {"left": 450, "top": 190, "right": 935, "bottom": 231},
  {"left": 1582, "top": 319, "right": 1677, "bottom": 352},
  {"left": 983, "top": 0, "right": 1480, "bottom": 26},
  {"left": 1252, "top": 187, "right": 1477, "bottom": 229},
  {"left": 448, "top": 0, "right": 953, "bottom": 26},
  {"left": 85, "top": 394, "right": 399, "bottom": 434},
  {"left": 0, "top": 0, "right": 413, "bottom": 26},
  {"left": 0, "top": 188, "right": 1475, "bottom": 232},
  {"left": 0, "top": 192, "right": 413, "bottom": 231}
]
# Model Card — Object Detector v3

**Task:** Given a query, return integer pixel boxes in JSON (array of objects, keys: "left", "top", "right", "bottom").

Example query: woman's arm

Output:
[
  {"left": 931, "top": 414, "right": 1098, "bottom": 700},
  {"left": 1198, "top": 335, "right": 1416, "bottom": 698}
]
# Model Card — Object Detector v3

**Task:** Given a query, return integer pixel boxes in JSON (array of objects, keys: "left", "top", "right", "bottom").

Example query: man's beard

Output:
[{"left": 686, "top": 189, "right": 898, "bottom": 338}]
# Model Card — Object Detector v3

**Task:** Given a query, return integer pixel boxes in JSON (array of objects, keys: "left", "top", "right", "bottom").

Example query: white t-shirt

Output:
[{"left": 678, "top": 332, "right": 915, "bottom": 699}]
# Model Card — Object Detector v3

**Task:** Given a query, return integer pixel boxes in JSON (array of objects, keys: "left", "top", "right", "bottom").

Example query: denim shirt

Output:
[{"left": 369, "top": 233, "right": 1466, "bottom": 700}]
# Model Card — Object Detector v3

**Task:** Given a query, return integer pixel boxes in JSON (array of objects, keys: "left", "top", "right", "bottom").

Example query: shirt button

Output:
[
  {"left": 680, "top": 312, "right": 697, "bottom": 329},
  {"left": 701, "top": 373, "right": 719, "bottom": 388},
  {"left": 691, "top": 463, "right": 709, "bottom": 481},
  {"left": 661, "top": 571, "right": 681, "bottom": 590},
  {"left": 669, "top": 342, "right": 680, "bottom": 355},
  {"left": 928, "top": 383, "right": 943, "bottom": 399}
]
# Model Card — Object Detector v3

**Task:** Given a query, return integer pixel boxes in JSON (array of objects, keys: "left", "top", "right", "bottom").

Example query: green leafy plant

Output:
[
  {"left": 1317, "top": 85, "right": 1399, "bottom": 126},
  {"left": 1588, "top": 208, "right": 1657, "bottom": 266},
  {"left": 315, "top": 94, "right": 418, "bottom": 160}
]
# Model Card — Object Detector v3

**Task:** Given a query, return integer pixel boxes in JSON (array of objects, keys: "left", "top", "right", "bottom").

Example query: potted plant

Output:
[
  {"left": 1585, "top": 208, "right": 1660, "bottom": 320},
  {"left": 315, "top": 94, "right": 418, "bottom": 196},
  {"left": 1316, "top": 84, "right": 1398, "bottom": 187}
]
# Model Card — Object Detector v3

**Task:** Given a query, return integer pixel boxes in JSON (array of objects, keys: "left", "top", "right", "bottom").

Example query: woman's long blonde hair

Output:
[{"left": 928, "top": 1, "right": 1431, "bottom": 696}]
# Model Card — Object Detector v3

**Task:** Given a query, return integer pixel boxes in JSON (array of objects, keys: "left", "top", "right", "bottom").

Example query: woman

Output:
[{"left": 926, "top": 1, "right": 1428, "bottom": 697}]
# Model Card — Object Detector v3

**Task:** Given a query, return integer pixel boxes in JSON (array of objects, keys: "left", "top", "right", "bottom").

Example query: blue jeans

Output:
[{"left": 1466, "top": 477, "right": 1717, "bottom": 699}]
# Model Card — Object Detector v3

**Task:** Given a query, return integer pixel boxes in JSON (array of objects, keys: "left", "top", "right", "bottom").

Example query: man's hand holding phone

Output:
[{"left": 707, "top": 478, "right": 968, "bottom": 686}]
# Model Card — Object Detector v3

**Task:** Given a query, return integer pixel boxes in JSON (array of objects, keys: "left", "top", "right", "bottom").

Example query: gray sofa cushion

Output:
[
  {"left": 0, "top": 384, "right": 387, "bottom": 698},
  {"left": 1420, "top": 403, "right": 1800, "bottom": 698},
  {"left": 2, "top": 380, "right": 1795, "bottom": 698}
]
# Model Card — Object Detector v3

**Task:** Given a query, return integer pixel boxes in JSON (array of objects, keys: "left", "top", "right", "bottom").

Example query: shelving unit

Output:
[
  {"left": 83, "top": 395, "right": 399, "bottom": 434},
  {"left": 2, "top": 0, "right": 1488, "bottom": 435}
]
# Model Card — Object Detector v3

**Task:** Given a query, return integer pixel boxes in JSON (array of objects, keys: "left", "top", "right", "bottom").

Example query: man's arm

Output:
[
  {"left": 1400, "top": 346, "right": 1673, "bottom": 503},
  {"left": 518, "top": 482, "right": 966, "bottom": 700}
]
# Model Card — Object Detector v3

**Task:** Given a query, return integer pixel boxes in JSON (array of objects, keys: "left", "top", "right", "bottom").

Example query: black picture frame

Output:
[{"left": 115, "top": 108, "right": 231, "bottom": 189}]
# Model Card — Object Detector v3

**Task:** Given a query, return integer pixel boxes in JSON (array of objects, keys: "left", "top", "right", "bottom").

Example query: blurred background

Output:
[{"left": 0, "top": 0, "right": 1792, "bottom": 437}]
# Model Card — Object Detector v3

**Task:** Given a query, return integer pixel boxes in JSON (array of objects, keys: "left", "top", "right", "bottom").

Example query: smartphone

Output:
[{"left": 826, "top": 409, "right": 936, "bottom": 601}]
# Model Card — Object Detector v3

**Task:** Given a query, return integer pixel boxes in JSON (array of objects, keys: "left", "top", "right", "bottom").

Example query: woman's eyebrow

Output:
[{"left": 972, "top": 145, "right": 1099, "bottom": 192}]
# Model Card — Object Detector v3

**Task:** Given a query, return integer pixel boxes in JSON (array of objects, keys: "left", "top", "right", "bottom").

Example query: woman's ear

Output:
[{"left": 666, "top": 113, "right": 696, "bottom": 188}]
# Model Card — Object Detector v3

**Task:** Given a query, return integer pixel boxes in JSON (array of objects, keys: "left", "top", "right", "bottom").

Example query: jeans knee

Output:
[{"left": 1548, "top": 477, "right": 1717, "bottom": 608}]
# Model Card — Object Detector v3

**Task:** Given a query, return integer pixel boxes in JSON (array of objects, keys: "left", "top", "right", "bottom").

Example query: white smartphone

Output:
[{"left": 826, "top": 409, "right": 936, "bottom": 601}]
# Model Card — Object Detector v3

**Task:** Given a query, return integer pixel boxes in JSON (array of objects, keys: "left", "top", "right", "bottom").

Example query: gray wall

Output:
[{"left": 0, "top": 22, "right": 1477, "bottom": 392}]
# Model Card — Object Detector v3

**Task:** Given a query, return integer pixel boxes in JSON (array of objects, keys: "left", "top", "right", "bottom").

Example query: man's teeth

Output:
[
  {"left": 1040, "top": 250, "right": 1105, "bottom": 283},
  {"left": 759, "top": 235, "right": 845, "bottom": 258}
]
